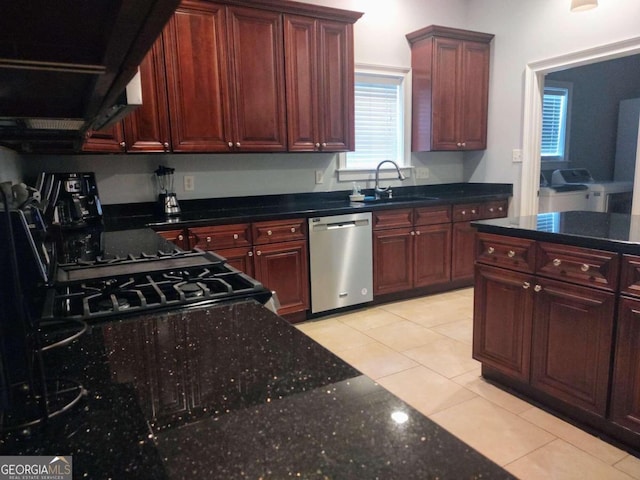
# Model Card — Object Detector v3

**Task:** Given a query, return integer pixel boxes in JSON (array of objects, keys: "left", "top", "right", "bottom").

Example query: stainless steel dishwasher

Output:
[{"left": 308, "top": 212, "right": 373, "bottom": 314}]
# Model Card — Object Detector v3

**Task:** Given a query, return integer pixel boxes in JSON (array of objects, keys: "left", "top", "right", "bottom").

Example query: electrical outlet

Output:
[
  {"left": 315, "top": 170, "right": 324, "bottom": 184},
  {"left": 184, "top": 175, "right": 195, "bottom": 191},
  {"left": 416, "top": 167, "right": 430, "bottom": 179},
  {"left": 512, "top": 149, "right": 523, "bottom": 163}
]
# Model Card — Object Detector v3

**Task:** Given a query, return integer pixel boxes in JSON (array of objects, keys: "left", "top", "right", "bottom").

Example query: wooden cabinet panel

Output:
[
  {"left": 481, "top": 199, "right": 508, "bottom": 219},
  {"left": 372, "top": 209, "right": 413, "bottom": 230},
  {"left": 164, "top": 2, "right": 232, "bottom": 152},
  {"left": 216, "top": 246, "right": 254, "bottom": 278},
  {"left": 373, "top": 227, "right": 413, "bottom": 295},
  {"left": 414, "top": 223, "right": 451, "bottom": 287},
  {"left": 190, "top": 223, "right": 252, "bottom": 249},
  {"left": 452, "top": 202, "right": 482, "bottom": 222},
  {"left": 536, "top": 242, "right": 619, "bottom": 291},
  {"left": 473, "top": 265, "right": 533, "bottom": 381},
  {"left": 123, "top": 36, "right": 172, "bottom": 152},
  {"left": 531, "top": 278, "right": 615, "bottom": 416},
  {"left": 156, "top": 228, "right": 189, "bottom": 250},
  {"left": 414, "top": 205, "right": 451, "bottom": 226},
  {"left": 82, "top": 123, "right": 125, "bottom": 153},
  {"left": 252, "top": 218, "right": 306, "bottom": 245},
  {"left": 253, "top": 240, "right": 309, "bottom": 315},
  {"left": 476, "top": 232, "right": 536, "bottom": 273},
  {"left": 620, "top": 254, "right": 640, "bottom": 297},
  {"left": 407, "top": 26, "right": 493, "bottom": 152},
  {"left": 227, "top": 6, "right": 286, "bottom": 152},
  {"left": 451, "top": 221, "right": 477, "bottom": 282},
  {"left": 611, "top": 296, "right": 640, "bottom": 431}
]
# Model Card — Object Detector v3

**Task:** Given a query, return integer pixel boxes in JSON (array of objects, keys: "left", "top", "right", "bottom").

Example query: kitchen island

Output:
[
  {"left": 2, "top": 299, "right": 514, "bottom": 479},
  {"left": 472, "top": 211, "right": 640, "bottom": 455}
]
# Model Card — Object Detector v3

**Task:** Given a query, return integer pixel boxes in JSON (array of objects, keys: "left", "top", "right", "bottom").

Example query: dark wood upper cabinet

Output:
[
  {"left": 82, "top": 123, "right": 126, "bottom": 153},
  {"left": 407, "top": 25, "right": 493, "bottom": 152},
  {"left": 285, "top": 15, "right": 355, "bottom": 152}
]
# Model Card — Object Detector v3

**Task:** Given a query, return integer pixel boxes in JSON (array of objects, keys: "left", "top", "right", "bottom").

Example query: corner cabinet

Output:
[{"left": 406, "top": 25, "right": 493, "bottom": 152}]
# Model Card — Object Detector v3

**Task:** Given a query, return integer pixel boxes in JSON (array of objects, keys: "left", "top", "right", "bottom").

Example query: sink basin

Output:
[{"left": 359, "top": 195, "right": 439, "bottom": 204}]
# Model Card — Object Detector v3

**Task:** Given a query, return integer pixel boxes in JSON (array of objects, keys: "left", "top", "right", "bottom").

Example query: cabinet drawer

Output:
[
  {"left": 414, "top": 205, "right": 451, "bottom": 225},
  {"left": 536, "top": 243, "right": 619, "bottom": 291},
  {"left": 156, "top": 228, "right": 189, "bottom": 250},
  {"left": 372, "top": 208, "right": 413, "bottom": 230},
  {"left": 481, "top": 199, "right": 508, "bottom": 219},
  {"left": 618, "top": 255, "right": 640, "bottom": 298},
  {"left": 252, "top": 218, "right": 306, "bottom": 245},
  {"left": 476, "top": 233, "right": 536, "bottom": 273},
  {"left": 452, "top": 203, "right": 482, "bottom": 222},
  {"left": 190, "top": 223, "right": 251, "bottom": 249}
]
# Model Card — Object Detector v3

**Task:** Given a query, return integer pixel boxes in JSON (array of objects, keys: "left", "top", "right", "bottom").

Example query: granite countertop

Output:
[
  {"left": 2, "top": 300, "right": 514, "bottom": 479},
  {"left": 102, "top": 183, "right": 513, "bottom": 231},
  {"left": 473, "top": 211, "right": 640, "bottom": 254}
]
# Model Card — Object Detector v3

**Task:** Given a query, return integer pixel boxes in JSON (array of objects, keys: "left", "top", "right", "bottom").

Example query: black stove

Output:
[{"left": 43, "top": 247, "right": 272, "bottom": 323}]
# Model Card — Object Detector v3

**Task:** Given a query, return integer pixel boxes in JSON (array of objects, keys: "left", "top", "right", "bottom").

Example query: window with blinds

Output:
[
  {"left": 541, "top": 81, "right": 572, "bottom": 162},
  {"left": 345, "top": 73, "right": 404, "bottom": 169}
]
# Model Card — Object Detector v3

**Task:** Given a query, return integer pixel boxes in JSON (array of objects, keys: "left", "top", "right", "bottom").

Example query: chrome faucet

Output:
[{"left": 374, "top": 160, "right": 406, "bottom": 199}]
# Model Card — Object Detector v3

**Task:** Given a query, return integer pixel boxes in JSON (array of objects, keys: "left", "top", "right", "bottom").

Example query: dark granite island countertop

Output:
[
  {"left": 2, "top": 301, "right": 514, "bottom": 479},
  {"left": 472, "top": 211, "right": 640, "bottom": 255}
]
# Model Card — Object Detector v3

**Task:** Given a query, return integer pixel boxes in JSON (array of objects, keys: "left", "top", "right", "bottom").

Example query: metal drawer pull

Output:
[
  {"left": 581, "top": 264, "right": 590, "bottom": 272},
  {"left": 228, "top": 141, "right": 233, "bottom": 148},
  {"left": 248, "top": 251, "right": 253, "bottom": 257},
  {"left": 235, "top": 142, "right": 241, "bottom": 148},
  {"left": 178, "top": 234, "right": 184, "bottom": 241},
  {"left": 498, "top": 206, "right": 504, "bottom": 211},
  {"left": 290, "top": 227, "right": 296, "bottom": 233},
  {"left": 523, "top": 281, "right": 530, "bottom": 289},
  {"left": 415, "top": 230, "right": 421, "bottom": 235},
  {"left": 267, "top": 230, "right": 272, "bottom": 236},
  {"left": 471, "top": 209, "right": 476, "bottom": 214},
  {"left": 233, "top": 233, "right": 239, "bottom": 240},
  {"left": 534, "top": 284, "right": 542, "bottom": 292},
  {"left": 507, "top": 250, "right": 515, "bottom": 258},
  {"left": 410, "top": 231, "right": 415, "bottom": 236},
  {"left": 256, "top": 250, "right": 261, "bottom": 256},
  {"left": 553, "top": 258, "right": 561, "bottom": 267},
  {"left": 487, "top": 247, "right": 495, "bottom": 254},
  {"left": 206, "top": 236, "right": 211, "bottom": 243},
  {"left": 461, "top": 210, "right": 466, "bottom": 215},
  {"left": 489, "top": 207, "right": 494, "bottom": 212}
]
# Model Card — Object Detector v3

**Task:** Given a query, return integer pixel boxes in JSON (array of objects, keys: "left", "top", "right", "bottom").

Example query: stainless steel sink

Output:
[{"left": 360, "top": 195, "right": 439, "bottom": 204}]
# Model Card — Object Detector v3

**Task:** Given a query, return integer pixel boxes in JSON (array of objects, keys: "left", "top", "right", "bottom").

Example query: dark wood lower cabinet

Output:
[
  {"left": 451, "top": 221, "right": 476, "bottom": 282},
  {"left": 531, "top": 278, "right": 615, "bottom": 416},
  {"left": 473, "top": 265, "right": 533, "bottom": 382},
  {"left": 611, "top": 296, "right": 640, "bottom": 431},
  {"left": 373, "top": 227, "right": 413, "bottom": 295},
  {"left": 415, "top": 224, "right": 452, "bottom": 287}
]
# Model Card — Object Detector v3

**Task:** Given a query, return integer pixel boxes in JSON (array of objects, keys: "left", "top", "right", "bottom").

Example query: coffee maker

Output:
[{"left": 39, "top": 172, "right": 103, "bottom": 228}]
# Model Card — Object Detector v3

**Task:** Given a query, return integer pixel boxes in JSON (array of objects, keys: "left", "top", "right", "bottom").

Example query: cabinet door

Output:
[
  {"left": 431, "top": 37, "right": 462, "bottom": 150},
  {"left": 611, "top": 296, "right": 640, "bottom": 432},
  {"left": 414, "top": 223, "right": 451, "bottom": 287},
  {"left": 123, "top": 35, "right": 172, "bottom": 152},
  {"left": 226, "top": 6, "right": 287, "bottom": 152},
  {"left": 373, "top": 227, "right": 413, "bottom": 295},
  {"left": 164, "top": 2, "right": 233, "bottom": 152},
  {"left": 317, "top": 19, "right": 353, "bottom": 151},
  {"left": 82, "top": 123, "right": 125, "bottom": 153},
  {"left": 451, "top": 221, "right": 477, "bottom": 282},
  {"left": 531, "top": 278, "right": 615, "bottom": 416},
  {"left": 473, "top": 265, "right": 533, "bottom": 382},
  {"left": 253, "top": 240, "right": 309, "bottom": 316},
  {"left": 216, "top": 247, "right": 254, "bottom": 278},
  {"left": 155, "top": 228, "right": 189, "bottom": 250},
  {"left": 459, "top": 41, "right": 490, "bottom": 150}
]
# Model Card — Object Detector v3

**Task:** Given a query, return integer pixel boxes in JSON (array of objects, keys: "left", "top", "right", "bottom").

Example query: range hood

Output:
[{"left": 0, "top": 0, "right": 180, "bottom": 152}]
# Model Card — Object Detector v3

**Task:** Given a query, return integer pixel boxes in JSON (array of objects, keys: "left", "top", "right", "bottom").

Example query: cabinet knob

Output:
[
  {"left": 206, "top": 236, "right": 211, "bottom": 243},
  {"left": 290, "top": 227, "right": 296, "bottom": 233},
  {"left": 178, "top": 234, "right": 184, "bottom": 241},
  {"left": 581, "top": 263, "right": 590, "bottom": 272},
  {"left": 415, "top": 230, "right": 421, "bottom": 236},
  {"left": 461, "top": 142, "right": 466, "bottom": 147},
  {"left": 410, "top": 231, "right": 415, "bottom": 236},
  {"left": 256, "top": 250, "right": 261, "bottom": 256},
  {"left": 487, "top": 246, "right": 495, "bottom": 254},
  {"left": 461, "top": 210, "right": 466, "bottom": 215},
  {"left": 522, "top": 281, "right": 530, "bottom": 289},
  {"left": 457, "top": 142, "right": 462, "bottom": 148},
  {"left": 552, "top": 258, "right": 562, "bottom": 267},
  {"left": 534, "top": 284, "right": 543, "bottom": 292},
  {"left": 235, "top": 142, "right": 241, "bottom": 148},
  {"left": 228, "top": 141, "right": 234, "bottom": 148},
  {"left": 508, "top": 250, "right": 515, "bottom": 258},
  {"left": 233, "top": 233, "right": 239, "bottom": 240},
  {"left": 498, "top": 206, "right": 504, "bottom": 212},
  {"left": 321, "top": 142, "right": 327, "bottom": 147},
  {"left": 471, "top": 209, "right": 477, "bottom": 214},
  {"left": 119, "top": 141, "right": 126, "bottom": 149},
  {"left": 267, "top": 230, "right": 273, "bottom": 236},
  {"left": 248, "top": 251, "right": 253, "bottom": 257},
  {"left": 315, "top": 143, "right": 320, "bottom": 148},
  {"left": 489, "top": 207, "right": 495, "bottom": 212},
  {"left": 163, "top": 142, "right": 170, "bottom": 149}
]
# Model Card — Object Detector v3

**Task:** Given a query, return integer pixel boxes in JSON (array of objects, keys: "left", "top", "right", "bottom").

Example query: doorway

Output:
[{"left": 519, "top": 36, "right": 640, "bottom": 217}]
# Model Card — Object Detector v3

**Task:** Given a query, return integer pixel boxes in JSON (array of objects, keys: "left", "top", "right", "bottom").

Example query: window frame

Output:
[
  {"left": 337, "top": 64, "right": 411, "bottom": 182},
  {"left": 541, "top": 80, "right": 573, "bottom": 163}
]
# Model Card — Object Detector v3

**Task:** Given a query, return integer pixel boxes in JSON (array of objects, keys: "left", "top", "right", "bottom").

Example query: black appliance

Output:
[{"left": 37, "top": 172, "right": 103, "bottom": 228}]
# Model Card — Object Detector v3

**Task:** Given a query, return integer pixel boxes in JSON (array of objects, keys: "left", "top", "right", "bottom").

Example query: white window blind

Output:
[
  {"left": 346, "top": 73, "right": 403, "bottom": 169},
  {"left": 541, "top": 82, "right": 571, "bottom": 161}
]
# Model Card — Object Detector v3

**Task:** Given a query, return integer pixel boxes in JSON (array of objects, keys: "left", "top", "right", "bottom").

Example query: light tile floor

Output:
[{"left": 296, "top": 287, "right": 640, "bottom": 480}]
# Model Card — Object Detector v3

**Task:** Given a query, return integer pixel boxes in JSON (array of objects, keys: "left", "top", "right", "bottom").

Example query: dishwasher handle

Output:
[{"left": 313, "top": 219, "right": 369, "bottom": 231}]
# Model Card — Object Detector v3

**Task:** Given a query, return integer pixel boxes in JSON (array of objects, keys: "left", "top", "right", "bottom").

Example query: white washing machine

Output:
[
  {"left": 538, "top": 185, "right": 590, "bottom": 213},
  {"left": 551, "top": 169, "right": 633, "bottom": 213}
]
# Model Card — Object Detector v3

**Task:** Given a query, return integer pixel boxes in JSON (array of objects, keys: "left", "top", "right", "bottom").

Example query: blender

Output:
[{"left": 155, "top": 165, "right": 181, "bottom": 216}]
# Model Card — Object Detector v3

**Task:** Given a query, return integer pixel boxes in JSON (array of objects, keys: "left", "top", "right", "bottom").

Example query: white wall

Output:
[{"left": 464, "top": 0, "right": 640, "bottom": 212}]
